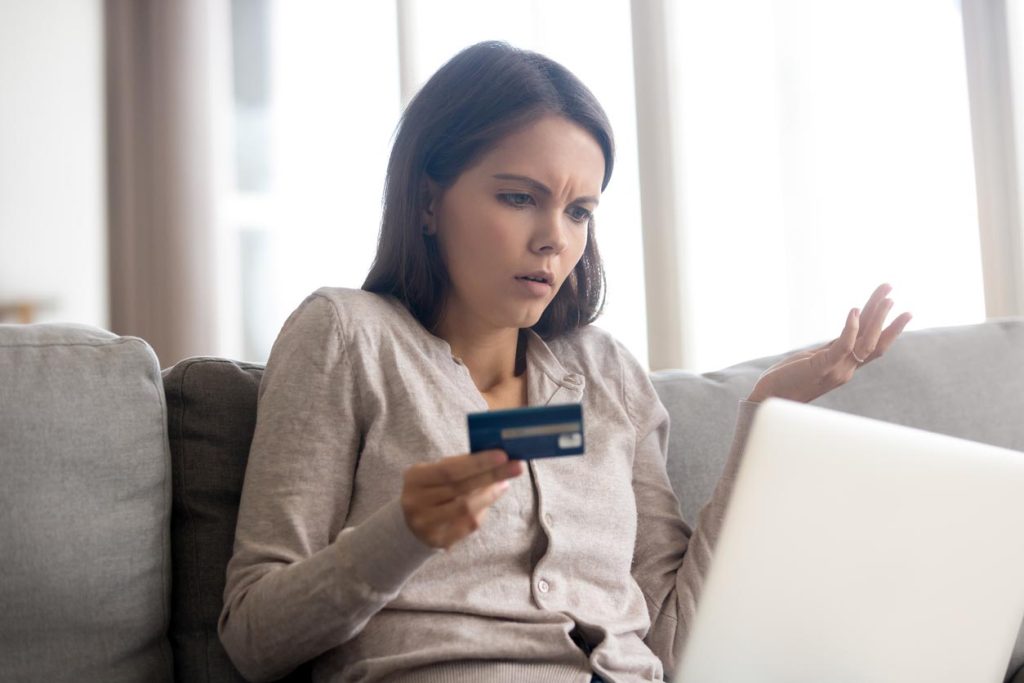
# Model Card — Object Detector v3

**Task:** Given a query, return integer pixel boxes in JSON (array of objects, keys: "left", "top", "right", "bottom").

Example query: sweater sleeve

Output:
[
  {"left": 621, "top": 347, "right": 760, "bottom": 676},
  {"left": 218, "top": 293, "right": 440, "bottom": 682}
]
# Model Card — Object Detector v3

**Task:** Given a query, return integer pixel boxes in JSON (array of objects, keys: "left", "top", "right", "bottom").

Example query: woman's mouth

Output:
[{"left": 515, "top": 274, "right": 553, "bottom": 297}]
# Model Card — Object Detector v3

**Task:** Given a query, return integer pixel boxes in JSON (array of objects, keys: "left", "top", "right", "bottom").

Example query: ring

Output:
[{"left": 850, "top": 349, "right": 866, "bottom": 364}]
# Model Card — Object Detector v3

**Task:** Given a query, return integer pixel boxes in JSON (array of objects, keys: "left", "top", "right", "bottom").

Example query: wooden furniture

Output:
[{"left": 0, "top": 300, "right": 39, "bottom": 324}]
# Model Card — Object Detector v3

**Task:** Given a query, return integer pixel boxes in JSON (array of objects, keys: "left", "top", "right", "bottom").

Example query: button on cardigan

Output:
[{"left": 218, "top": 288, "right": 759, "bottom": 683}]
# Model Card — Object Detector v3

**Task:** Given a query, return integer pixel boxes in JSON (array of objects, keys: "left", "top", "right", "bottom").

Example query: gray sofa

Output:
[{"left": 2, "top": 318, "right": 1023, "bottom": 682}]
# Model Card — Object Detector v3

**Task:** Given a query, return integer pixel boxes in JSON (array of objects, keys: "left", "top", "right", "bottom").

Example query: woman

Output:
[{"left": 218, "top": 41, "right": 912, "bottom": 682}]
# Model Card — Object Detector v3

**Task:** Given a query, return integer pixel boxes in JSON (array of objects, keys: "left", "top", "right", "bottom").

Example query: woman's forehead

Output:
[{"left": 473, "top": 116, "right": 605, "bottom": 194}]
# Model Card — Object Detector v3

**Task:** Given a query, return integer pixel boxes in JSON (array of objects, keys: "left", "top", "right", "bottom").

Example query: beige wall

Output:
[{"left": 0, "top": 0, "right": 106, "bottom": 327}]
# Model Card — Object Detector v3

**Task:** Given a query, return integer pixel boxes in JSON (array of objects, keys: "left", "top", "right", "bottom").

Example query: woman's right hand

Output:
[{"left": 401, "top": 449, "right": 524, "bottom": 550}]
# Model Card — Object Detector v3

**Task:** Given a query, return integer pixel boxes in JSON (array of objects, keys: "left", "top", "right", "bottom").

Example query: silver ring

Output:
[{"left": 850, "top": 349, "right": 866, "bottom": 364}]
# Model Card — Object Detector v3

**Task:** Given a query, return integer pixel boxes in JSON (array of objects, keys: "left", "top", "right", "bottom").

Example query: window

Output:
[
  {"left": 223, "top": 1, "right": 988, "bottom": 373},
  {"left": 667, "top": 0, "right": 984, "bottom": 371},
  {"left": 222, "top": 0, "right": 647, "bottom": 365},
  {"left": 221, "top": 0, "right": 401, "bottom": 362}
]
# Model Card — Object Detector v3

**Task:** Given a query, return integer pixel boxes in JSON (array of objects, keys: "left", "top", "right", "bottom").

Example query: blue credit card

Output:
[{"left": 468, "top": 403, "right": 585, "bottom": 460}]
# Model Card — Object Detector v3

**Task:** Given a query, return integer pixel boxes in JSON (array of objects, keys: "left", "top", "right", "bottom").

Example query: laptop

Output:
[{"left": 674, "top": 398, "right": 1024, "bottom": 683}]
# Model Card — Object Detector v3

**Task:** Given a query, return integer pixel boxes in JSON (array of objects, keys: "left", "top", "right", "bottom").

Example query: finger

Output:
[
  {"left": 406, "top": 450, "right": 509, "bottom": 488},
  {"left": 860, "top": 283, "right": 892, "bottom": 324},
  {"left": 447, "top": 459, "right": 524, "bottom": 497},
  {"left": 414, "top": 460, "right": 523, "bottom": 505},
  {"left": 443, "top": 502, "right": 500, "bottom": 546},
  {"left": 854, "top": 297, "right": 894, "bottom": 358},
  {"left": 864, "top": 311, "right": 912, "bottom": 362},
  {"left": 821, "top": 307, "right": 860, "bottom": 369},
  {"left": 855, "top": 284, "right": 890, "bottom": 341},
  {"left": 418, "top": 480, "right": 510, "bottom": 527},
  {"left": 861, "top": 281, "right": 896, "bottom": 325},
  {"left": 417, "top": 480, "right": 510, "bottom": 544}
]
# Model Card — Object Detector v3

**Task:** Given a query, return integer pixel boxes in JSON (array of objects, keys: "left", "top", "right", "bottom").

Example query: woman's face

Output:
[{"left": 426, "top": 114, "right": 605, "bottom": 333}]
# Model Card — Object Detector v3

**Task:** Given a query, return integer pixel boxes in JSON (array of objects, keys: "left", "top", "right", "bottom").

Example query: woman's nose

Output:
[{"left": 530, "top": 212, "right": 569, "bottom": 254}]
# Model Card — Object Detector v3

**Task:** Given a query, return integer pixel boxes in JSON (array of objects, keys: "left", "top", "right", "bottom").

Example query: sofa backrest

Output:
[
  {"left": 653, "top": 318, "right": 1024, "bottom": 525},
  {"left": 0, "top": 323, "right": 173, "bottom": 682}
]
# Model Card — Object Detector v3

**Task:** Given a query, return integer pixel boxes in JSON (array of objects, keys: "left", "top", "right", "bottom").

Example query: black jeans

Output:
[{"left": 574, "top": 626, "right": 606, "bottom": 682}]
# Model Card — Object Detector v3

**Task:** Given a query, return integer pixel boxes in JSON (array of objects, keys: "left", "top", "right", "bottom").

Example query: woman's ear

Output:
[{"left": 419, "top": 177, "right": 441, "bottom": 235}]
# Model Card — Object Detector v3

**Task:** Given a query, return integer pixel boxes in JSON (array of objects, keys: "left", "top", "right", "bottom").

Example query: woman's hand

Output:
[
  {"left": 746, "top": 283, "right": 913, "bottom": 404},
  {"left": 401, "top": 449, "right": 524, "bottom": 550}
]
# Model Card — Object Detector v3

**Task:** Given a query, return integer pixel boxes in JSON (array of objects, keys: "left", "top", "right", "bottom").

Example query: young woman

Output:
[{"left": 219, "top": 41, "right": 911, "bottom": 683}]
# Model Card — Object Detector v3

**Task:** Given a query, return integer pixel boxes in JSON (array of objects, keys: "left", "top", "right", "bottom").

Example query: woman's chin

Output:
[{"left": 500, "top": 303, "right": 547, "bottom": 330}]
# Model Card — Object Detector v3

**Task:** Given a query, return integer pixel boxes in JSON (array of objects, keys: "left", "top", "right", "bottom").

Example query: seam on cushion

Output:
[
  {"left": 170, "top": 357, "right": 265, "bottom": 371},
  {"left": 140, "top": 339, "right": 176, "bottom": 681},
  {"left": 0, "top": 336, "right": 143, "bottom": 349}
]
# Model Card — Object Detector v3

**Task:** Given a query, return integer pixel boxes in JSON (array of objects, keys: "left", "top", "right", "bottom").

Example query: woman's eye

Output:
[
  {"left": 568, "top": 206, "right": 593, "bottom": 223},
  {"left": 499, "top": 192, "right": 534, "bottom": 207}
]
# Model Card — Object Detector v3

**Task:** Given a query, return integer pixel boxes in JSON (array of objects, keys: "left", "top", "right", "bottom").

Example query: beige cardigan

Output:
[{"left": 219, "top": 288, "right": 758, "bottom": 683}]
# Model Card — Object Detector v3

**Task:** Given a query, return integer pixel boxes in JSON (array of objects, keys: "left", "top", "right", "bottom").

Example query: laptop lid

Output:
[{"left": 674, "top": 398, "right": 1024, "bottom": 683}]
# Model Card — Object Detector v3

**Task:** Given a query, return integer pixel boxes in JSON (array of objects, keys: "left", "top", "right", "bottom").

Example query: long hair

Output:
[{"left": 362, "top": 41, "right": 614, "bottom": 339}]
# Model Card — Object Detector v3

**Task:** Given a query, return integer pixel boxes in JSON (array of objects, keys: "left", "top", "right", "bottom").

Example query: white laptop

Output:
[{"left": 674, "top": 398, "right": 1024, "bottom": 683}]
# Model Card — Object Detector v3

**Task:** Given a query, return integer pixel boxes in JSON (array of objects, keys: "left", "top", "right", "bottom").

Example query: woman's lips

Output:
[{"left": 515, "top": 276, "right": 553, "bottom": 297}]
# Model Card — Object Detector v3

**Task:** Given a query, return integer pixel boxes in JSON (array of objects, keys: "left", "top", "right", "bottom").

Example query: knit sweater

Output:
[{"left": 218, "top": 288, "right": 759, "bottom": 683}]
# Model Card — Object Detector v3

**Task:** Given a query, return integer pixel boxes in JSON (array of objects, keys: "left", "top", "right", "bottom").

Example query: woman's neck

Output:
[{"left": 434, "top": 309, "right": 524, "bottom": 397}]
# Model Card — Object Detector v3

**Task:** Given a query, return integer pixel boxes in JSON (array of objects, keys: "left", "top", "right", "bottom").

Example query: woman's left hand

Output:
[{"left": 746, "top": 283, "right": 913, "bottom": 404}]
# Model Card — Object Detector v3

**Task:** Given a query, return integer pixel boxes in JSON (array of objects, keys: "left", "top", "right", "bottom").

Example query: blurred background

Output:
[{"left": 1, "top": 0, "right": 1022, "bottom": 372}]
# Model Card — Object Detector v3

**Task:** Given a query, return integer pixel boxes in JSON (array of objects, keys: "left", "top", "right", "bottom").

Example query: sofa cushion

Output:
[
  {"left": 0, "top": 323, "right": 173, "bottom": 682},
  {"left": 163, "top": 357, "right": 310, "bottom": 683},
  {"left": 651, "top": 317, "right": 1024, "bottom": 681}
]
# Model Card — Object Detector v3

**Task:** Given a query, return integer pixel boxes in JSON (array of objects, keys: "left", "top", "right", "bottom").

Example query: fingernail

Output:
[
  {"left": 497, "top": 480, "right": 510, "bottom": 491},
  {"left": 490, "top": 450, "right": 506, "bottom": 465}
]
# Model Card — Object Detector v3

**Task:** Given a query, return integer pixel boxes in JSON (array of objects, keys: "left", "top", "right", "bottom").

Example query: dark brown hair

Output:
[{"left": 362, "top": 41, "right": 614, "bottom": 339}]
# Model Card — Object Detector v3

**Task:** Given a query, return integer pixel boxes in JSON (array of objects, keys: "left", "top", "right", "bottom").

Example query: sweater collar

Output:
[
  {"left": 522, "top": 328, "right": 585, "bottom": 407},
  {"left": 383, "top": 295, "right": 585, "bottom": 408}
]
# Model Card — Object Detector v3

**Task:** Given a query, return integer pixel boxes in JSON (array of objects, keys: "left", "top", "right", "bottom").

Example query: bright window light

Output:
[{"left": 669, "top": 0, "right": 985, "bottom": 371}]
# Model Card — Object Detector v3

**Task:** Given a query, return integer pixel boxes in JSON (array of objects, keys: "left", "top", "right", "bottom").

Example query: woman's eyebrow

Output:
[{"left": 492, "top": 173, "right": 600, "bottom": 205}]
